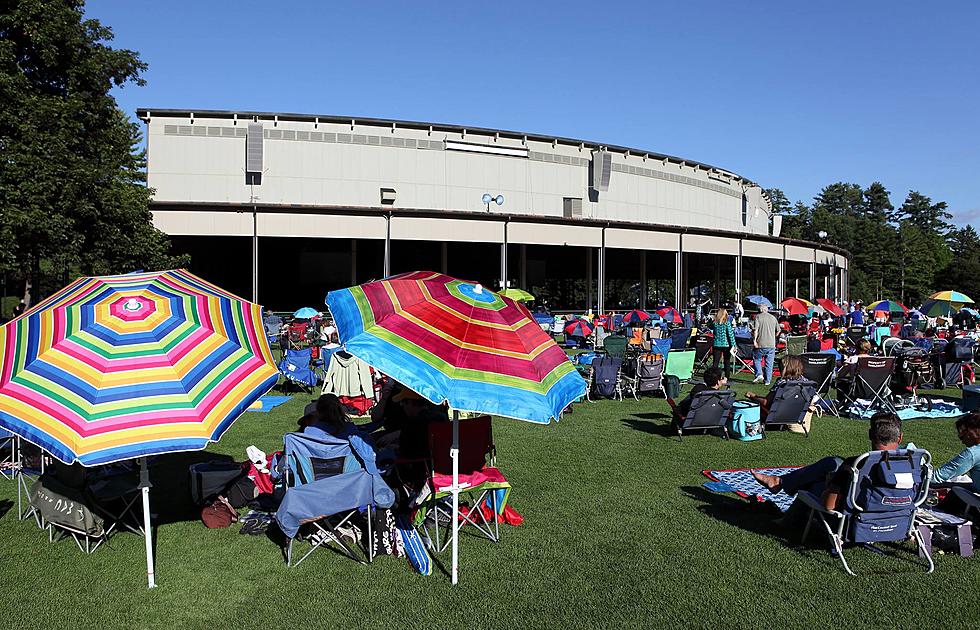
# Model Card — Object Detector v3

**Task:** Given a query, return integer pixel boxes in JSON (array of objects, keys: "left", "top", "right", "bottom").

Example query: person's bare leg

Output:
[{"left": 751, "top": 470, "right": 783, "bottom": 492}]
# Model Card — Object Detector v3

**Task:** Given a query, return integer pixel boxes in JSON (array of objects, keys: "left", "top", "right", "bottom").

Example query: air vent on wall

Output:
[
  {"left": 563, "top": 197, "right": 583, "bottom": 218},
  {"left": 246, "top": 122, "right": 264, "bottom": 174}
]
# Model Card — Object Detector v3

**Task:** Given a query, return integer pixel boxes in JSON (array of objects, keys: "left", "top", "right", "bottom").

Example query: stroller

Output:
[{"left": 889, "top": 343, "right": 935, "bottom": 411}]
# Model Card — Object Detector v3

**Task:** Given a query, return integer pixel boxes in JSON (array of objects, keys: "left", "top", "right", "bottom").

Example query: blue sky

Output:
[{"left": 88, "top": 1, "right": 980, "bottom": 225}]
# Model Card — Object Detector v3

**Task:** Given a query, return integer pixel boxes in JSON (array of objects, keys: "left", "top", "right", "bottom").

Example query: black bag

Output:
[
  {"left": 663, "top": 375, "right": 681, "bottom": 399},
  {"left": 189, "top": 461, "right": 246, "bottom": 505}
]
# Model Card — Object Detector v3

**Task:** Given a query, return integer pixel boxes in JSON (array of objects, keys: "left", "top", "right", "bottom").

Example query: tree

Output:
[
  {"left": 0, "top": 0, "right": 185, "bottom": 306},
  {"left": 940, "top": 226, "right": 980, "bottom": 300}
]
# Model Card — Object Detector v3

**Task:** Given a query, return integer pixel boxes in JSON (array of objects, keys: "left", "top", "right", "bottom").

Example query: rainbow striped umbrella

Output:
[
  {"left": 327, "top": 271, "right": 585, "bottom": 583},
  {"left": 929, "top": 290, "right": 974, "bottom": 305},
  {"left": 0, "top": 269, "right": 278, "bottom": 588},
  {"left": 0, "top": 269, "right": 278, "bottom": 466},
  {"left": 868, "top": 299, "right": 908, "bottom": 315}
]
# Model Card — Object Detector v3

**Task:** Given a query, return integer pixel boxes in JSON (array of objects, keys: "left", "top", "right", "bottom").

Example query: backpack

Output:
[
  {"left": 201, "top": 496, "right": 239, "bottom": 528},
  {"left": 727, "top": 401, "right": 763, "bottom": 442},
  {"left": 662, "top": 375, "right": 681, "bottom": 399}
]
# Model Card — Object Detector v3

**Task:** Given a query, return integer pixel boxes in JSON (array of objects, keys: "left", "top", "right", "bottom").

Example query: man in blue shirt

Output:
[{"left": 847, "top": 302, "right": 865, "bottom": 327}]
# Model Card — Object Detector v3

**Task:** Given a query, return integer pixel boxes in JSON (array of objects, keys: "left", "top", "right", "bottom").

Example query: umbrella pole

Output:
[
  {"left": 451, "top": 409, "right": 460, "bottom": 585},
  {"left": 139, "top": 457, "right": 157, "bottom": 588}
]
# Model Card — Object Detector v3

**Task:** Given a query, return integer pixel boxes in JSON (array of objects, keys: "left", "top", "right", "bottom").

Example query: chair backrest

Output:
[
  {"left": 682, "top": 390, "right": 736, "bottom": 430},
  {"left": 283, "top": 347, "right": 312, "bottom": 366},
  {"left": 846, "top": 326, "right": 866, "bottom": 343},
  {"left": 282, "top": 430, "right": 364, "bottom": 488},
  {"left": 652, "top": 337, "right": 672, "bottom": 359},
  {"left": 636, "top": 355, "right": 665, "bottom": 391},
  {"left": 785, "top": 335, "right": 807, "bottom": 356},
  {"left": 603, "top": 335, "right": 628, "bottom": 358},
  {"left": 800, "top": 353, "right": 835, "bottom": 392},
  {"left": 765, "top": 379, "right": 817, "bottom": 426},
  {"left": 670, "top": 328, "right": 692, "bottom": 350},
  {"left": 950, "top": 336, "right": 975, "bottom": 361},
  {"left": 592, "top": 357, "right": 622, "bottom": 397},
  {"left": 264, "top": 315, "right": 283, "bottom": 336},
  {"left": 855, "top": 356, "right": 895, "bottom": 393},
  {"left": 842, "top": 449, "right": 932, "bottom": 544},
  {"left": 665, "top": 349, "right": 696, "bottom": 381},
  {"left": 694, "top": 336, "right": 712, "bottom": 361},
  {"left": 735, "top": 336, "right": 754, "bottom": 356},
  {"left": 428, "top": 416, "right": 493, "bottom": 476}
]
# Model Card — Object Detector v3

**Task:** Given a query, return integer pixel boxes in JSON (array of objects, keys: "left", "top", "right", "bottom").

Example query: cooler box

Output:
[
  {"left": 189, "top": 461, "right": 245, "bottom": 505},
  {"left": 727, "top": 401, "right": 763, "bottom": 442}
]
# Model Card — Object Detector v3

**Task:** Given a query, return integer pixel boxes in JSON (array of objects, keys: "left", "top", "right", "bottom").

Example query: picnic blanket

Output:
[
  {"left": 247, "top": 395, "right": 292, "bottom": 412},
  {"left": 848, "top": 401, "right": 964, "bottom": 421},
  {"left": 702, "top": 467, "right": 801, "bottom": 512}
]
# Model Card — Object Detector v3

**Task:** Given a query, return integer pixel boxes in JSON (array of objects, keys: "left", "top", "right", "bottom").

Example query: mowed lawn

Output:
[{"left": 0, "top": 375, "right": 977, "bottom": 629}]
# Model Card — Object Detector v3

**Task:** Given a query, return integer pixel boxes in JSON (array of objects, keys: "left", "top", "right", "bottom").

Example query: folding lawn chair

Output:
[
  {"left": 838, "top": 357, "right": 897, "bottom": 414},
  {"left": 669, "top": 390, "right": 736, "bottom": 441},
  {"left": 263, "top": 314, "right": 283, "bottom": 347},
  {"left": 763, "top": 379, "right": 818, "bottom": 437},
  {"left": 278, "top": 347, "right": 319, "bottom": 393},
  {"left": 602, "top": 335, "right": 628, "bottom": 359},
  {"left": 652, "top": 337, "right": 672, "bottom": 359},
  {"left": 420, "top": 416, "right": 512, "bottom": 554},
  {"left": 630, "top": 353, "right": 664, "bottom": 399},
  {"left": 845, "top": 325, "right": 867, "bottom": 350},
  {"left": 664, "top": 349, "right": 696, "bottom": 384},
  {"left": 588, "top": 356, "right": 623, "bottom": 401},
  {"left": 800, "top": 353, "right": 837, "bottom": 415},
  {"left": 0, "top": 429, "right": 14, "bottom": 481},
  {"left": 670, "top": 327, "right": 692, "bottom": 350},
  {"left": 798, "top": 448, "right": 933, "bottom": 575},
  {"left": 784, "top": 335, "right": 807, "bottom": 356},
  {"left": 734, "top": 336, "right": 757, "bottom": 375},
  {"left": 275, "top": 429, "right": 395, "bottom": 567},
  {"left": 692, "top": 335, "right": 713, "bottom": 375}
]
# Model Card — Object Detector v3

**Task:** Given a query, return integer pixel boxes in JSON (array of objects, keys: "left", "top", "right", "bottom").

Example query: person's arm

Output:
[{"left": 931, "top": 447, "right": 978, "bottom": 484}]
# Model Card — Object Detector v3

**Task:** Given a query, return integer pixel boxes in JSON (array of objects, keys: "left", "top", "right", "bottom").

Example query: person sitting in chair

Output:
[
  {"left": 743, "top": 355, "right": 806, "bottom": 420},
  {"left": 298, "top": 393, "right": 360, "bottom": 438},
  {"left": 671, "top": 367, "right": 727, "bottom": 428},
  {"left": 751, "top": 412, "right": 903, "bottom": 512},
  {"left": 932, "top": 413, "right": 980, "bottom": 493}
]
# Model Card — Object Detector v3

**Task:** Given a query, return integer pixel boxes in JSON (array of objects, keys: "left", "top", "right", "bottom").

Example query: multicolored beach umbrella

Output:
[
  {"left": 929, "top": 290, "right": 974, "bottom": 305},
  {"left": 327, "top": 271, "right": 585, "bottom": 424},
  {"left": 328, "top": 271, "right": 585, "bottom": 585},
  {"left": 564, "top": 319, "right": 594, "bottom": 338},
  {"left": 621, "top": 309, "right": 652, "bottom": 327},
  {"left": 868, "top": 299, "right": 908, "bottom": 315},
  {"left": 0, "top": 269, "right": 279, "bottom": 467},
  {"left": 656, "top": 306, "right": 683, "bottom": 324}
]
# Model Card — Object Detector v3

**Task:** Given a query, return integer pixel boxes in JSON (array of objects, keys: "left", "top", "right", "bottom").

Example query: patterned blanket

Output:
[{"left": 702, "top": 467, "right": 802, "bottom": 512}]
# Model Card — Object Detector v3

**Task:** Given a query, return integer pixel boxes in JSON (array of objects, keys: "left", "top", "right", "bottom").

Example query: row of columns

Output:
[{"left": 247, "top": 215, "right": 846, "bottom": 308}]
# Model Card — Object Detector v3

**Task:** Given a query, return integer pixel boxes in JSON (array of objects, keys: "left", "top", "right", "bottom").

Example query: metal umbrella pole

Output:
[
  {"left": 450, "top": 410, "right": 460, "bottom": 585},
  {"left": 139, "top": 457, "right": 157, "bottom": 588}
]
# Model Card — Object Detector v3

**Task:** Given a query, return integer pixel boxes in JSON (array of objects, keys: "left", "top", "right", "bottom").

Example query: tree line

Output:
[{"left": 769, "top": 183, "right": 979, "bottom": 307}]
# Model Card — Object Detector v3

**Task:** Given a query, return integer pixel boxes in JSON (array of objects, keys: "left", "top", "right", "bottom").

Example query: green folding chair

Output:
[
  {"left": 602, "top": 335, "right": 628, "bottom": 359},
  {"left": 785, "top": 335, "right": 807, "bottom": 356},
  {"left": 664, "top": 349, "right": 696, "bottom": 384}
]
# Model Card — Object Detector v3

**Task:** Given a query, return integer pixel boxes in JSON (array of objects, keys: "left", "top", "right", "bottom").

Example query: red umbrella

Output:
[
  {"left": 656, "top": 307, "right": 683, "bottom": 324},
  {"left": 816, "top": 298, "right": 844, "bottom": 317},
  {"left": 781, "top": 297, "right": 812, "bottom": 316},
  {"left": 564, "top": 319, "right": 594, "bottom": 337}
]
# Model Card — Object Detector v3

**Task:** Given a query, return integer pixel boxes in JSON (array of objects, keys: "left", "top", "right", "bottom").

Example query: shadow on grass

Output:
[
  {"left": 148, "top": 451, "right": 237, "bottom": 525},
  {"left": 0, "top": 499, "right": 12, "bottom": 521},
  {"left": 621, "top": 415, "right": 676, "bottom": 438}
]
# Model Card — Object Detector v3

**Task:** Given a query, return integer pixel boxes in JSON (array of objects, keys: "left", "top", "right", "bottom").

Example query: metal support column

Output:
[
  {"left": 351, "top": 239, "right": 358, "bottom": 285},
  {"left": 500, "top": 221, "right": 508, "bottom": 291},
  {"left": 597, "top": 228, "right": 605, "bottom": 315},
  {"left": 639, "top": 251, "right": 647, "bottom": 310},
  {"left": 383, "top": 213, "right": 391, "bottom": 277},
  {"left": 251, "top": 208, "right": 258, "bottom": 303},
  {"left": 809, "top": 260, "right": 816, "bottom": 300},
  {"left": 440, "top": 242, "right": 448, "bottom": 275},
  {"left": 674, "top": 236, "right": 684, "bottom": 309},
  {"left": 735, "top": 240, "right": 743, "bottom": 305},
  {"left": 586, "top": 249, "right": 593, "bottom": 312},
  {"left": 519, "top": 244, "right": 527, "bottom": 289},
  {"left": 777, "top": 246, "right": 786, "bottom": 300}
]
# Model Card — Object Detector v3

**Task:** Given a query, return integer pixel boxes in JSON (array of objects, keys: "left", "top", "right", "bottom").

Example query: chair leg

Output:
[
  {"left": 801, "top": 508, "right": 814, "bottom": 543},
  {"left": 366, "top": 505, "right": 374, "bottom": 564},
  {"left": 912, "top": 524, "right": 935, "bottom": 574}
]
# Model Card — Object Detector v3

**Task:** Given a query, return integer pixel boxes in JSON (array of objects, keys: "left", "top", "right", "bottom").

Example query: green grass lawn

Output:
[{"left": 0, "top": 375, "right": 976, "bottom": 629}]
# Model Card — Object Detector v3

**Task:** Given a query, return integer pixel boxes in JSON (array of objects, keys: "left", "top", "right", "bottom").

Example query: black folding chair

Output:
[
  {"left": 668, "top": 390, "right": 735, "bottom": 441},
  {"left": 763, "top": 379, "right": 817, "bottom": 436},
  {"left": 800, "top": 353, "right": 837, "bottom": 415},
  {"left": 839, "top": 356, "right": 897, "bottom": 413}
]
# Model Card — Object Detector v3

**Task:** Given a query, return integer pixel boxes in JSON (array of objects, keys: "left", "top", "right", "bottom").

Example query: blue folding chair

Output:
[
  {"left": 263, "top": 314, "right": 283, "bottom": 346},
  {"left": 798, "top": 448, "right": 933, "bottom": 575},
  {"left": 670, "top": 327, "right": 692, "bottom": 350},
  {"left": 274, "top": 428, "right": 395, "bottom": 567},
  {"left": 278, "top": 348, "right": 319, "bottom": 393}
]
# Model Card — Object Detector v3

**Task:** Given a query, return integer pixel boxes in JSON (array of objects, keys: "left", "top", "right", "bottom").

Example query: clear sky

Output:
[{"left": 87, "top": 1, "right": 980, "bottom": 225}]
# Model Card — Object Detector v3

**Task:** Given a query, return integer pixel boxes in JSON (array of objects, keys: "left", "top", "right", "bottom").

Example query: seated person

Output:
[
  {"left": 298, "top": 393, "right": 360, "bottom": 439},
  {"left": 671, "top": 367, "right": 727, "bottom": 427},
  {"left": 932, "top": 413, "right": 980, "bottom": 494},
  {"left": 752, "top": 412, "right": 903, "bottom": 512},
  {"left": 744, "top": 354, "right": 806, "bottom": 420}
]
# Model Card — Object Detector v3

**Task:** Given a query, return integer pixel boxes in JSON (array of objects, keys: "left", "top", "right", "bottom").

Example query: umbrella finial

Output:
[
  {"left": 124, "top": 298, "right": 142, "bottom": 312},
  {"left": 473, "top": 284, "right": 483, "bottom": 294}
]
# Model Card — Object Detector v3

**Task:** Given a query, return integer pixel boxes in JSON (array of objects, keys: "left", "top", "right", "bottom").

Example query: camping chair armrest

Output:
[{"left": 797, "top": 490, "right": 843, "bottom": 519}]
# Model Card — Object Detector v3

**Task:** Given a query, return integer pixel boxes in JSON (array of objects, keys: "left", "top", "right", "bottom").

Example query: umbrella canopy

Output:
[
  {"left": 745, "top": 295, "right": 773, "bottom": 308},
  {"left": 621, "top": 309, "right": 651, "bottom": 327},
  {"left": 327, "top": 271, "right": 586, "bottom": 423},
  {"left": 563, "top": 319, "right": 594, "bottom": 338},
  {"left": 293, "top": 306, "right": 319, "bottom": 319},
  {"left": 327, "top": 271, "right": 585, "bottom": 585},
  {"left": 656, "top": 307, "right": 683, "bottom": 324},
  {"left": 815, "top": 298, "right": 844, "bottom": 317},
  {"left": 780, "top": 297, "right": 813, "bottom": 316},
  {"left": 867, "top": 300, "right": 908, "bottom": 315},
  {"left": 0, "top": 269, "right": 278, "bottom": 466},
  {"left": 499, "top": 288, "right": 535, "bottom": 302},
  {"left": 919, "top": 299, "right": 958, "bottom": 318},
  {"left": 929, "top": 291, "right": 974, "bottom": 305}
]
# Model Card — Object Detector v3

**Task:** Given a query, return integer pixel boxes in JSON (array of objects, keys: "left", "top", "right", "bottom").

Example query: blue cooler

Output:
[
  {"left": 727, "top": 401, "right": 764, "bottom": 442},
  {"left": 963, "top": 384, "right": 980, "bottom": 412}
]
